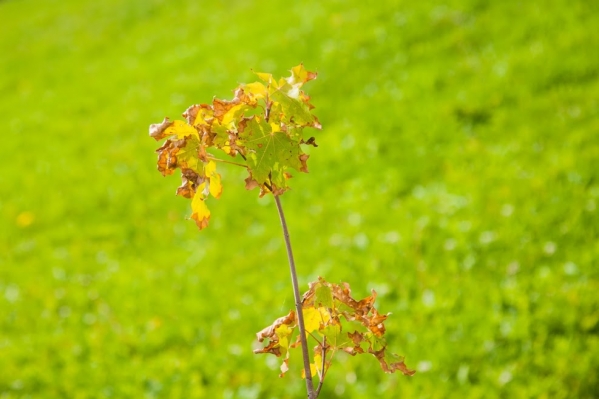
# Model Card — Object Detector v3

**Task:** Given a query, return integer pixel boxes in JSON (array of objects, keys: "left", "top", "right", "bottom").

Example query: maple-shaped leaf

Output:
[{"left": 238, "top": 116, "right": 307, "bottom": 192}]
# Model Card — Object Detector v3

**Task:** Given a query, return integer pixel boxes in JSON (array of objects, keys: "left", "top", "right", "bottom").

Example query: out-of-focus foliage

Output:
[{"left": 0, "top": 0, "right": 598, "bottom": 398}]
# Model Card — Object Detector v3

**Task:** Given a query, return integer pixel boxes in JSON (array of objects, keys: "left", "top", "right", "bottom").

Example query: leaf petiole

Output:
[
  {"left": 205, "top": 155, "right": 247, "bottom": 168},
  {"left": 315, "top": 337, "right": 327, "bottom": 397}
]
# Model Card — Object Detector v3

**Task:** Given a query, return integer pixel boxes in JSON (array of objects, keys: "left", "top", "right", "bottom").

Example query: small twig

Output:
[
  {"left": 307, "top": 331, "right": 323, "bottom": 345},
  {"left": 265, "top": 94, "right": 271, "bottom": 122},
  {"left": 315, "top": 337, "right": 327, "bottom": 397}
]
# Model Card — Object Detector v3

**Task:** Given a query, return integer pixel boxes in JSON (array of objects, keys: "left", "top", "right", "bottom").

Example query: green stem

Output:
[
  {"left": 274, "top": 195, "right": 317, "bottom": 399},
  {"left": 206, "top": 155, "right": 247, "bottom": 168}
]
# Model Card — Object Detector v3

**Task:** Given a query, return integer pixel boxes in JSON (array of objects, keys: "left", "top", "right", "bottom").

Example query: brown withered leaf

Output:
[
  {"left": 176, "top": 169, "right": 203, "bottom": 199},
  {"left": 299, "top": 153, "right": 309, "bottom": 173},
  {"left": 244, "top": 174, "right": 259, "bottom": 191},
  {"left": 348, "top": 330, "right": 363, "bottom": 346},
  {"left": 371, "top": 347, "right": 416, "bottom": 376},
  {"left": 368, "top": 308, "right": 388, "bottom": 337},
  {"left": 303, "top": 137, "right": 318, "bottom": 147},
  {"left": 155, "top": 139, "right": 183, "bottom": 176}
]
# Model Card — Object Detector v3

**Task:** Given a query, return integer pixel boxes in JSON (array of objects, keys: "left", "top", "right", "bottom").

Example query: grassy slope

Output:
[{"left": 1, "top": 0, "right": 598, "bottom": 397}]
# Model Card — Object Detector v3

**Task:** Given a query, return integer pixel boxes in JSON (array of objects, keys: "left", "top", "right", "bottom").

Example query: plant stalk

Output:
[{"left": 274, "top": 195, "right": 316, "bottom": 399}]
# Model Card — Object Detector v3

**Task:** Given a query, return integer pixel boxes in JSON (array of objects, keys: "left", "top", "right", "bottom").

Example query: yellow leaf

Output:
[
  {"left": 301, "top": 363, "right": 318, "bottom": 379},
  {"left": 221, "top": 103, "right": 246, "bottom": 127},
  {"left": 255, "top": 72, "right": 273, "bottom": 83},
  {"left": 204, "top": 160, "right": 217, "bottom": 176},
  {"left": 317, "top": 307, "right": 331, "bottom": 324},
  {"left": 209, "top": 173, "right": 222, "bottom": 199},
  {"left": 302, "top": 307, "right": 322, "bottom": 333},
  {"left": 244, "top": 82, "right": 267, "bottom": 99},
  {"left": 313, "top": 352, "right": 323, "bottom": 374},
  {"left": 270, "top": 122, "right": 281, "bottom": 133},
  {"left": 190, "top": 190, "right": 210, "bottom": 230},
  {"left": 165, "top": 120, "right": 199, "bottom": 140},
  {"left": 288, "top": 64, "right": 318, "bottom": 85},
  {"left": 275, "top": 324, "right": 293, "bottom": 336}
]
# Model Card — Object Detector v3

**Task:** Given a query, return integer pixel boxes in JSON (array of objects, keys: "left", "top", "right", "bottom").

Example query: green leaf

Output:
[
  {"left": 270, "top": 89, "right": 318, "bottom": 127},
  {"left": 314, "top": 283, "right": 334, "bottom": 308},
  {"left": 322, "top": 322, "right": 342, "bottom": 346},
  {"left": 239, "top": 116, "right": 304, "bottom": 189}
]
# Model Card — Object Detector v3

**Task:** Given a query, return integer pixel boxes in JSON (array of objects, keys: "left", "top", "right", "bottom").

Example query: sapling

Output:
[{"left": 149, "top": 64, "right": 413, "bottom": 398}]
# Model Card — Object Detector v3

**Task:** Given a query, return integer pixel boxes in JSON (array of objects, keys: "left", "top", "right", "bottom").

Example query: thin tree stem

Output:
[{"left": 274, "top": 195, "right": 316, "bottom": 399}]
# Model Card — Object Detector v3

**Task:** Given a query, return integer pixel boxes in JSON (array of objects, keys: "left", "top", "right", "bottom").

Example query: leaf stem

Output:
[
  {"left": 206, "top": 155, "right": 247, "bottom": 168},
  {"left": 274, "top": 195, "right": 316, "bottom": 399},
  {"left": 315, "top": 338, "right": 327, "bottom": 397}
]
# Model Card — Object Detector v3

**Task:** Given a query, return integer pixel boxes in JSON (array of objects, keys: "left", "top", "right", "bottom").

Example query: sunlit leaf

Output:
[
  {"left": 239, "top": 116, "right": 306, "bottom": 190},
  {"left": 287, "top": 64, "right": 318, "bottom": 86},
  {"left": 303, "top": 307, "right": 322, "bottom": 333},
  {"left": 190, "top": 188, "right": 210, "bottom": 230}
]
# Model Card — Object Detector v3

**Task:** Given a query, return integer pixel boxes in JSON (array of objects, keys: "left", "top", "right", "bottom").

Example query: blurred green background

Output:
[{"left": 1, "top": 0, "right": 598, "bottom": 397}]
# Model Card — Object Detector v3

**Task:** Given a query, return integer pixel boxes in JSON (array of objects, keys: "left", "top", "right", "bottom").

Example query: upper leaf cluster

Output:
[{"left": 149, "top": 64, "right": 321, "bottom": 229}]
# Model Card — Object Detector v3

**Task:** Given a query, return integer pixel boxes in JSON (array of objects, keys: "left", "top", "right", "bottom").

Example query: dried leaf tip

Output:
[{"left": 149, "top": 117, "right": 173, "bottom": 140}]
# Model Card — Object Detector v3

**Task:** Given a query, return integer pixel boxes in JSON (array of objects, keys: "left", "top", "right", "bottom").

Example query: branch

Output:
[
  {"left": 274, "top": 195, "right": 316, "bottom": 399},
  {"left": 315, "top": 337, "right": 327, "bottom": 398}
]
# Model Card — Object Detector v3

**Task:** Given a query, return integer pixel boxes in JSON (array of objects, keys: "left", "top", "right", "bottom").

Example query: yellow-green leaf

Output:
[
  {"left": 190, "top": 188, "right": 210, "bottom": 230},
  {"left": 287, "top": 64, "right": 318, "bottom": 86}
]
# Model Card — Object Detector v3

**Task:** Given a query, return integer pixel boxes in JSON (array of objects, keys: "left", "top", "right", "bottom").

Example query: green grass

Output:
[{"left": 1, "top": 0, "right": 598, "bottom": 397}]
